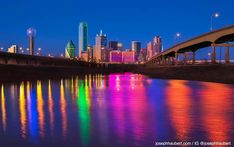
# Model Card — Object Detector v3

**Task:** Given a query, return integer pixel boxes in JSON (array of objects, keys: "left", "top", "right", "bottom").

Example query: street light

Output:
[
  {"left": 0, "top": 47, "right": 3, "bottom": 51},
  {"left": 208, "top": 52, "right": 211, "bottom": 62},
  {"left": 176, "top": 33, "right": 181, "bottom": 38},
  {"left": 38, "top": 48, "right": 42, "bottom": 56},
  {"left": 174, "top": 32, "right": 181, "bottom": 45},
  {"left": 210, "top": 13, "right": 219, "bottom": 31}
]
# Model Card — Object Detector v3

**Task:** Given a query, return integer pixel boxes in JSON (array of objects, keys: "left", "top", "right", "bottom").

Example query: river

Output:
[{"left": 0, "top": 73, "right": 233, "bottom": 146}]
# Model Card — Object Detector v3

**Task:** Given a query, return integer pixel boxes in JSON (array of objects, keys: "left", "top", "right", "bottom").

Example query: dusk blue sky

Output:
[{"left": 0, "top": 0, "right": 234, "bottom": 58}]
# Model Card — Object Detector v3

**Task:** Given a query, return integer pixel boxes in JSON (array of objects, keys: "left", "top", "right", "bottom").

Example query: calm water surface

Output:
[{"left": 0, "top": 73, "right": 233, "bottom": 147}]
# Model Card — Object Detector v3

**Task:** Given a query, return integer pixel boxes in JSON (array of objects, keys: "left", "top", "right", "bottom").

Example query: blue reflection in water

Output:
[{"left": 27, "top": 83, "right": 39, "bottom": 143}]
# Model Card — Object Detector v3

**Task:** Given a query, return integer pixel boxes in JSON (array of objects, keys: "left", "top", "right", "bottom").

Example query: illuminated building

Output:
[
  {"left": 87, "top": 45, "right": 93, "bottom": 62},
  {"left": 101, "top": 47, "right": 110, "bottom": 62},
  {"left": 109, "top": 50, "right": 122, "bottom": 63},
  {"left": 147, "top": 36, "right": 162, "bottom": 60},
  {"left": 79, "top": 22, "right": 88, "bottom": 57},
  {"left": 81, "top": 51, "right": 89, "bottom": 61},
  {"left": 65, "top": 40, "right": 75, "bottom": 58},
  {"left": 7, "top": 45, "right": 18, "bottom": 53},
  {"left": 94, "top": 30, "right": 107, "bottom": 62},
  {"left": 131, "top": 41, "right": 141, "bottom": 61},
  {"left": 122, "top": 50, "right": 135, "bottom": 63},
  {"left": 139, "top": 48, "right": 147, "bottom": 62},
  {"left": 153, "top": 36, "right": 162, "bottom": 54},
  {"left": 147, "top": 41, "right": 153, "bottom": 60},
  {"left": 27, "top": 27, "right": 36, "bottom": 55}
]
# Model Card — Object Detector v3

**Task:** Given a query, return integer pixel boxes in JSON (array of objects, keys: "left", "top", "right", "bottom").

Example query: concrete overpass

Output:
[{"left": 147, "top": 24, "right": 234, "bottom": 65}]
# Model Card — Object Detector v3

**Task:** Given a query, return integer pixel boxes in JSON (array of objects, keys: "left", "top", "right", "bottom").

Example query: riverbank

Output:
[
  {"left": 1, "top": 63, "right": 234, "bottom": 84},
  {"left": 0, "top": 64, "right": 137, "bottom": 82},
  {"left": 135, "top": 64, "right": 234, "bottom": 84}
]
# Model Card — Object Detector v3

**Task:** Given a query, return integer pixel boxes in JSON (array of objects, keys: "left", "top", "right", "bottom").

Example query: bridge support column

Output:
[
  {"left": 183, "top": 52, "right": 187, "bottom": 64},
  {"left": 211, "top": 44, "right": 216, "bottom": 64},
  {"left": 162, "top": 56, "right": 165, "bottom": 65},
  {"left": 225, "top": 46, "right": 230, "bottom": 64},
  {"left": 192, "top": 51, "right": 196, "bottom": 64},
  {"left": 175, "top": 52, "right": 178, "bottom": 65}
]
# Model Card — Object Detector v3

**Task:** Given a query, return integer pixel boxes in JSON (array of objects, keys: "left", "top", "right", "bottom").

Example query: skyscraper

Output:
[
  {"left": 79, "top": 22, "right": 88, "bottom": 57},
  {"left": 153, "top": 36, "right": 162, "bottom": 54},
  {"left": 65, "top": 40, "right": 75, "bottom": 58},
  {"left": 87, "top": 45, "right": 93, "bottom": 62},
  {"left": 94, "top": 30, "right": 107, "bottom": 62},
  {"left": 27, "top": 27, "right": 36, "bottom": 55},
  {"left": 109, "top": 41, "right": 118, "bottom": 50},
  {"left": 147, "top": 36, "right": 162, "bottom": 60},
  {"left": 131, "top": 41, "right": 141, "bottom": 61}
]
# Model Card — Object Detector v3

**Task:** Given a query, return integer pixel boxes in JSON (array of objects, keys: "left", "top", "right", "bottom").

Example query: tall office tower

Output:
[
  {"left": 108, "top": 41, "right": 118, "bottom": 50},
  {"left": 27, "top": 27, "right": 36, "bottom": 55},
  {"left": 146, "top": 36, "right": 162, "bottom": 60},
  {"left": 131, "top": 41, "right": 141, "bottom": 61},
  {"left": 87, "top": 45, "right": 93, "bottom": 61},
  {"left": 139, "top": 48, "right": 147, "bottom": 62},
  {"left": 65, "top": 40, "right": 75, "bottom": 58},
  {"left": 153, "top": 36, "right": 162, "bottom": 54},
  {"left": 147, "top": 41, "right": 153, "bottom": 60},
  {"left": 79, "top": 22, "right": 88, "bottom": 57},
  {"left": 94, "top": 30, "right": 107, "bottom": 62}
]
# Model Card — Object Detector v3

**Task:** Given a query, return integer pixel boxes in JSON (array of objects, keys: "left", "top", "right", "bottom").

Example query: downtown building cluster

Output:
[
  {"left": 0, "top": 23, "right": 162, "bottom": 62},
  {"left": 65, "top": 22, "right": 163, "bottom": 63}
]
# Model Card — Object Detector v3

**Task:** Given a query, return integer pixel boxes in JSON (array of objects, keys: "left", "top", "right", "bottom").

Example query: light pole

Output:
[
  {"left": 208, "top": 52, "right": 211, "bottom": 62},
  {"left": 38, "top": 48, "right": 42, "bottom": 56},
  {"left": 210, "top": 13, "right": 219, "bottom": 31},
  {"left": 174, "top": 33, "right": 181, "bottom": 45},
  {"left": 26, "top": 48, "right": 29, "bottom": 54},
  {"left": 0, "top": 47, "right": 3, "bottom": 52}
]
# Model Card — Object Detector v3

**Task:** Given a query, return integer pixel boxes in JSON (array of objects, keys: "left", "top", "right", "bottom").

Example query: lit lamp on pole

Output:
[
  {"left": 210, "top": 13, "right": 219, "bottom": 31},
  {"left": 19, "top": 47, "right": 24, "bottom": 54},
  {"left": 174, "top": 32, "right": 181, "bottom": 45},
  {"left": 208, "top": 52, "right": 211, "bottom": 62},
  {"left": 26, "top": 48, "right": 29, "bottom": 54},
  {"left": 38, "top": 48, "right": 42, "bottom": 56}
]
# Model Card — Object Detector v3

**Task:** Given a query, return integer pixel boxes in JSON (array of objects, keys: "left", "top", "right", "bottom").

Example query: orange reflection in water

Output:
[
  {"left": 48, "top": 80, "right": 54, "bottom": 135},
  {"left": 19, "top": 82, "right": 27, "bottom": 139},
  {"left": 200, "top": 82, "right": 232, "bottom": 142},
  {"left": 1, "top": 84, "right": 6, "bottom": 132},
  {"left": 37, "top": 81, "right": 44, "bottom": 138},
  {"left": 60, "top": 80, "right": 67, "bottom": 137},
  {"left": 166, "top": 80, "right": 192, "bottom": 140}
]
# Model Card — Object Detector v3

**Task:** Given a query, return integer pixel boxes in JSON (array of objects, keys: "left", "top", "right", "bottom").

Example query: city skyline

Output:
[{"left": 0, "top": 0, "right": 234, "bottom": 57}]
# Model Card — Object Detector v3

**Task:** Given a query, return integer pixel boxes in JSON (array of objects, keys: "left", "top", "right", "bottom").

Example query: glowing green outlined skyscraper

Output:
[
  {"left": 65, "top": 40, "right": 75, "bottom": 58},
  {"left": 79, "top": 22, "right": 88, "bottom": 57}
]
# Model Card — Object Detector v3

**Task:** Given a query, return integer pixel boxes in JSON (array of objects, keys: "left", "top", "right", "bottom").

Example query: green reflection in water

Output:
[{"left": 77, "top": 80, "right": 90, "bottom": 146}]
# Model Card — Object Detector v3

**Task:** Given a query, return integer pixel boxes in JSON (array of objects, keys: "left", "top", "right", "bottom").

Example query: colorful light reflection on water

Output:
[{"left": 0, "top": 73, "right": 233, "bottom": 147}]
